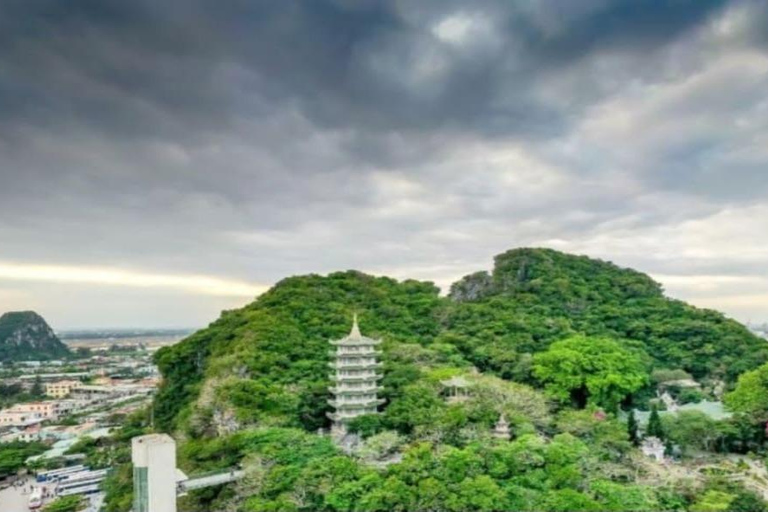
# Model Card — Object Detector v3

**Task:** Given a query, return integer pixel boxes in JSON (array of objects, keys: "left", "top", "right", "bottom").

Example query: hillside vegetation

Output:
[
  {"left": 0, "top": 311, "right": 70, "bottom": 362},
  {"left": 141, "top": 248, "right": 768, "bottom": 512}
]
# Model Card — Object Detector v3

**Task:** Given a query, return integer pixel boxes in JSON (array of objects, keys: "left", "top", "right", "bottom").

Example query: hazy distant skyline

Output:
[{"left": 1, "top": 0, "right": 767, "bottom": 329}]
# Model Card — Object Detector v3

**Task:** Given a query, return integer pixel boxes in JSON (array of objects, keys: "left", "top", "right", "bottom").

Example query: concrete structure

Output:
[
  {"left": 45, "top": 380, "right": 83, "bottom": 398},
  {"left": 0, "top": 423, "right": 42, "bottom": 443},
  {"left": 327, "top": 315, "right": 383, "bottom": 438},
  {"left": 641, "top": 436, "right": 665, "bottom": 461},
  {"left": 0, "top": 408, "right": 44, "bottom": 426},
  {"left": 129, "top": 433, "right": 244, "bottom": 512},
  {"left": 0, "top": 401, "right": 60, "bottom": 426},
  {"left": 179, "top": 470, "right": 244, "bottom": 493},
  {"left": 19, "top": 372, "right": 89, "bottom": 382},
  {"left": 132, "top": 434, "right": 177, "bottom": 512}
]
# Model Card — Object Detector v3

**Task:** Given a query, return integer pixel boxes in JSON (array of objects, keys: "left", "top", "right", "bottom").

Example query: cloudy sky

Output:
[{"left": 1, "top": 0, "right": 767, "bottom": 329}]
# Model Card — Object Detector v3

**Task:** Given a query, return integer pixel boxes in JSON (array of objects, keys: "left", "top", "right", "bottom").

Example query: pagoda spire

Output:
[{"left": 350, "top": 312, "right": 362, "bottom": 339}]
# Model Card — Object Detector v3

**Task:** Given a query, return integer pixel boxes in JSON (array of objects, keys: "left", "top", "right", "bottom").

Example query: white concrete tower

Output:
[
  {"left": 328, "top": 314, "right": 384, "bottom": 437},
  {"left": 132, "top": 433, "right": 177, "bottom": 512}
]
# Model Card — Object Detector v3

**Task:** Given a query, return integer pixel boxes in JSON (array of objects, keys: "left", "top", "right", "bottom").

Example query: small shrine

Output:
[
  {"left": 492, "top": 414, "right": 511, "bottom": 440},
  {"left": 440, "top": 376, "right": 471, "bottom": 403},
  {"left": 641, "top": 436, "right": 665, "bottom": 462}
]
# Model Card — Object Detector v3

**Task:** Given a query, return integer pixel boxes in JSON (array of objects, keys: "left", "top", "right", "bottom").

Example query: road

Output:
[
  {"left": 0, "top": 477, "right": 104, "bottom": 512},
  {"left": 0, "top": 476, "right": 36, "bottom": 512}
]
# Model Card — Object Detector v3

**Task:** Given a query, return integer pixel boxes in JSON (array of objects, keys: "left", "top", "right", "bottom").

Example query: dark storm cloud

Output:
[
  {"left": 0, "top": 0, "right": 733, "bottom": 141},
  {"left": 0, "top": 0, "right": 767, "bottom": 328}
]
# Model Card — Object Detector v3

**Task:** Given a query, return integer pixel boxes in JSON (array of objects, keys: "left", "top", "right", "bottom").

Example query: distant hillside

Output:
[{"left": 0, "top": 311, "right": 71, "bottom": 362}]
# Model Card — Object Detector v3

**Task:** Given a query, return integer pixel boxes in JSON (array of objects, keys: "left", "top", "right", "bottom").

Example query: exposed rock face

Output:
[
  {"left": 448, "top": 271, "right": 494, "bottom": 302},
  {"left": 0, "top": 311, "right": 70, "bottom": 362}
]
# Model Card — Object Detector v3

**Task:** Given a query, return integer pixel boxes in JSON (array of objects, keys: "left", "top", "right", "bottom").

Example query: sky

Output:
[{"left": 1, "top": 0, "right": 767, "bottom": 330}]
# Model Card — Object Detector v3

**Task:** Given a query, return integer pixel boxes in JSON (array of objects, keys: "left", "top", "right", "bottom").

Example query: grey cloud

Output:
[
  {"left": 1, "top": 0, "right": 767, "bottom": 327},
  {"left": 0, "top": 0, "right": 735, "bottom": 142}
]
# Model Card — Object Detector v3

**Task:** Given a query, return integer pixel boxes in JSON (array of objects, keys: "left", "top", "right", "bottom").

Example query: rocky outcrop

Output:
[
  {"left": 448, "top": 271, "right": 494, "bottom": 302},
  {"left": 0, "top": 311, "right": 70, "bottom": 362}
]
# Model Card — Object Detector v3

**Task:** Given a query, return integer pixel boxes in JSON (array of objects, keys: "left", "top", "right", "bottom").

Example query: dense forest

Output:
[{"left": 105, "top": 248, "right": 768, "bottom": 511}]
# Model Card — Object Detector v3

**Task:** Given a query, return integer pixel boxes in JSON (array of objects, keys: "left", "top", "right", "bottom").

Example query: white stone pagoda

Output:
[
  {"left": 328, "top": 314, "right": 384, "bottom": 438},
  {"left": 493, "top": 414, "right": 511, "bottom": 440}
]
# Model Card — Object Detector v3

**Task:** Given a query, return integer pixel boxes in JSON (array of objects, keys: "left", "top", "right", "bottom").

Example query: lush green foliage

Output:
[
  {"left": 0, "top": 311, "right": 70, "bottom": 361},
  {"left": 627, "top": 410, "right": 639, "bottom": 446},
  {"left": 155, "top": 271, "right": 443, "bottom": 433},
  {"left": 0, "top": 440, "right": 47, "bottom": 477},
  {"left": 447, "top": 249, "right": 768, "bottom": 381},
  {"left": 0, "top": 380, "right": 43, "bottom": 408},
  {"left": 725, "top": 362, "right": 768, "bottom": 421},
  {"left": 176, "top": 426, "right": 660, "bottom": 512},
  {"left": 42, "top": 495, "right": 85, "bottom": 512},
  {"left": 647, "top": 405, "right": 665, "bottom": 440},
  {"left": 533, "top": 335, "right": 649, "bottom": 410},
  {"left": 145, "top": 248, "right": 768, "bottom": 511}
]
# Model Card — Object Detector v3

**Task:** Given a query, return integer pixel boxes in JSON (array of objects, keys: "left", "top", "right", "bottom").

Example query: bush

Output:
[{"left": 43, "top": 495, "right": 85, "bottom": 512}]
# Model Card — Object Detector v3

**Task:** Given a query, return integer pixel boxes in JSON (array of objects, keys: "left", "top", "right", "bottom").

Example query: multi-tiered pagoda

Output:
[{"left": 328, "top": 315, "right": 384, "bottom": 438}]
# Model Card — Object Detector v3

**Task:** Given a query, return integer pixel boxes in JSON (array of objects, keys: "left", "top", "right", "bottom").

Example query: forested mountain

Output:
[
  {"left": 139, "top": 248, "right": 768, "bottom": 512},
  {"left": 0, "top": 310, "right": 70, "bottom": 362},
  {"left": 154, "top": 248, "right": 766, "bottom": 434},
  {"left": 446, "top": 248, "right": 768, "bottom": 381}
]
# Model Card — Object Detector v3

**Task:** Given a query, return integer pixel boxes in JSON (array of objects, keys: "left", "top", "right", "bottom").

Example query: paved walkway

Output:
[
  {"left": 0, "top": 476, "right": 38, "bottom": 512},
  {"left": 180, "top": 470, "right": 244, "bottom": 492}
]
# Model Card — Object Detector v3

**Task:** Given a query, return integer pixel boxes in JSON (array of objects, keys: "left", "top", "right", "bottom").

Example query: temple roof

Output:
[
  {"left": 440, "top": 376, "right": 471, "bottom": 388},
  {"left": 330, "top": 314, "right": 381, "bottom": 345}
]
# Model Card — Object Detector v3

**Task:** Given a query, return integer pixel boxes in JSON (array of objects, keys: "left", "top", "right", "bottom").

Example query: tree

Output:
[
  {"left": 42, "top": 495, "right": 84, "bottom": 512},
  {"left": 627, "top": 409, "right": 639, "bottom": 446},
  {"left": 647, "top": 404, "right": 664, "bottom": 439},
  {"left": 533, "top": 335, "right": 649, "bottom": 410},
  {"left": 30, "top": 375, "right": 44, "bottom": 397},
  {"left": 664, "top": 411, "right": 718, "bottom": 453},
  {"left": 689, "top": 490, "right": 735, "bottom": 512},
  {"left": 725, "top": 363, "right": 768, "bottom": 421},
  {"left": 728, "top": 489, "right": 768, "bottom": 512},
  {"left": 0, "top": 441, "right": 47, "bottom": 478}
]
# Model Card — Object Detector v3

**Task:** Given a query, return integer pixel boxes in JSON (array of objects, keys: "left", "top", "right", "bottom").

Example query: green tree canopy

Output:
[
  {"left": 533, "top": 335, "right": 649, "bottom": 410},
  {"left": 42, "top": 495, "right": 85, "bottom": 512},
  {"left": 725, "top": 362, "right": 768, "bottom": 421}
]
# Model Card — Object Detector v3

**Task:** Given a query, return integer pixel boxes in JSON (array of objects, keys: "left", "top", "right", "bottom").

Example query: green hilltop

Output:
[
  {"left": 132, "top": 248, "right": 768, "bottom": 512},
  {"left": 154, "top": 248, "right": 767, "bottom": 434},
  {"left": 0, "top": 310, "right": 70, "bottom": 362}
]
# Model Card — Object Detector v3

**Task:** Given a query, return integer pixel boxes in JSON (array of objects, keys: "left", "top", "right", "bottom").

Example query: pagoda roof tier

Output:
[
  {"left": 330, "top": 337, "right": 382, "bottom": 346},
  {"left": 329, "top": 373, "right": 382, "bottom": 382},
  {"left": 328, "top": 361, "right": 382, "bottom": 370},
  {"left": 328, "top": 398, "right": 385, "bottom": 409},
  {"left": 328, "top": 349, "right": 381, "bottom": 357},
  {"left": 327, "top": 410, "right": 380, "bottom": 422},
  {"left": 328, "top": 386, "right": 383, "bottom": 395}
]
